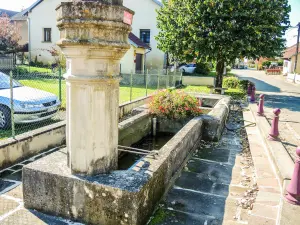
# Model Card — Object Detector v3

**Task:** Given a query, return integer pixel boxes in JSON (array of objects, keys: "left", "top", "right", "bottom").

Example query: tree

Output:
[
  {"left": 156, "top": 0, "right": 290, "bottom": 88},
  {"left": 0, "top": 14, "right": 21, "bottom": 54}
]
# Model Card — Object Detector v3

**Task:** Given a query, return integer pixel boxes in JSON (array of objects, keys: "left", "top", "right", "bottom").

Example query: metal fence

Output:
[
  {"left": 0, "top": 66, "right": 182, "bottom": 140},
  {"left": 0, "top": 65, "right": 64, "bottom": 140}
]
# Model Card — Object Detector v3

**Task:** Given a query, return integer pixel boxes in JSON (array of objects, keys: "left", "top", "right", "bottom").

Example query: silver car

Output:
[{"left": 0, "top": 72, "right": 61, "bottom": 129}]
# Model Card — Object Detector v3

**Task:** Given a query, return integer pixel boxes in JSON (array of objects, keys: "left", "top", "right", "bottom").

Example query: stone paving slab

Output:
[
  {"left": 186, "top": 159, "right": 234, "bottom": 185},
  {"left": 150, "top": 107, "right": 256, "bottom": 225},
  {"left": 165, "top": 187, "right": 227, "bottom": 217},
  {"left": 0, "top": 149, "right": 84, "bottom": 225},
  {"left": 243, "top": 110, "right": 281, "bottom": 224},
  {"left": 150, "top": 208, "right": 221, "bottom": 225},
  {"left": 0, "top": 196, "right": 20, "bottom": 217},
  {"left": 174, "top": 171, "right": 230, "bottom": 196}
]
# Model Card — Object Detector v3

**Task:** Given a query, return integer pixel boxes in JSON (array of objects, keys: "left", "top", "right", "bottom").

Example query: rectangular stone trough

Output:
[
  {"left": 22, "top": 94, "right": 231, "bottom": 225},
  {"left": 23, "top": 120, "right": 203, "bottom": 225}
]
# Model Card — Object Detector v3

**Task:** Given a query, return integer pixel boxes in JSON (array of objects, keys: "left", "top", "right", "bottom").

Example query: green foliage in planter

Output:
[{"left": 149, "top": 89, "right": 202, "bottom": 120}]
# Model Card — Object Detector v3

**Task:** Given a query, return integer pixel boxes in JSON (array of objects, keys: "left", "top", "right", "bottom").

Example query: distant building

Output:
[
  {"left": 0, "top": 9, "right": 18, "bottom": 18},
  {"left": 14, "top": 0, "right": 165, "bottom": 71},
  {"left": 283, "top": 44, "right": 300, "bottom": 74}
]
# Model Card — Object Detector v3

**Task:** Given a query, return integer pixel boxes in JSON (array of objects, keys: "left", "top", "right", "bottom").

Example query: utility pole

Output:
[{"left": 294, "top": 23, "right": 300, "bottom": 73}]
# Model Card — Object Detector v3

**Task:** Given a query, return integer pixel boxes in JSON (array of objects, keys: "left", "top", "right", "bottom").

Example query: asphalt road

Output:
[{"left": 233, "top": 69, "right": 300, "bottom": 160}]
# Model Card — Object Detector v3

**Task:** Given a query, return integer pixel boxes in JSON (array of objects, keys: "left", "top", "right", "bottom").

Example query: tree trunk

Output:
[{"left": 215, "top": 60, "right": 225, "bottom": 88}]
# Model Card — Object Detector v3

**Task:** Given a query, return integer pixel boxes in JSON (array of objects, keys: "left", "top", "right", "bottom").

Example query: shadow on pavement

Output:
[
  {"left": 264, "top": 95, "right": 300, "bottom": 112},
  {"left": 238, "top": 77, "right": 281, "bottom": 93}
]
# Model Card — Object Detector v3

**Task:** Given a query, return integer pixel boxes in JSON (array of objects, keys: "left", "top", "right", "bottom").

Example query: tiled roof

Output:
[
  {"left": 283, "top": 44, "right": 300, "bottom": 59},
  {"left": 129, "top": 32, "right": 151, "bottom": 49},
  {"left": 0, "top": 9, "right": 19, "bottom": 18},
  {"left": 11, "top": 9, "right": 29, "bottom": 21}
]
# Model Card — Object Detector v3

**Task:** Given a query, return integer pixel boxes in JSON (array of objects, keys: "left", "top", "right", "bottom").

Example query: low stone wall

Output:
[
  {"left": 23, "top": 117, "right": 203, "bottom": 225},
  {"left": 119, "top": 96, "right": 150, "bottom": 119},
  {"left": 182, "top": 76, "right": 215, "bottom": 86},
  {"left": 202, "top": 96, "right": 231, "bottom": 141},
  {"left": 0, "top": 121, "right": 66, "bottom": 170},
  {"left": 119, "top": 111, "right": 152, "bottom": 146},
  {"left": 120, "top": 73, "right": 182, "bottom": 88},
  {"left": 157, "top": 118, "right": 190, "bottom": 133}
]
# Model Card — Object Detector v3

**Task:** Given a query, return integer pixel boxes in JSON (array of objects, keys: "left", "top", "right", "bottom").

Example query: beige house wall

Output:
[
  {"left": 28, "top": 0, "right": 62, "bottom": 64},
  {"left": 290, "top": 54, "right": 300, "bottom": 73},
  {"left": 120, "top": 46, "right": 146, "bottom": 74},
  {"left": 15, "top": 20, "right": 28, "bottom": 45}
]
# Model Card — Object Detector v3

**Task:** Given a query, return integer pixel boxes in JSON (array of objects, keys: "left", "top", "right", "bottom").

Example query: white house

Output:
[
  {"left": 18, "top": 0, "right": 165, "bottom": 72},
  {"left": 123, "top": 0, "right": 165, "bottom": 70}
]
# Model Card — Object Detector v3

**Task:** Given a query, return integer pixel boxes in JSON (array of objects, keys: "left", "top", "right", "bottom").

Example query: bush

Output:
[
  {"left": 238, "top": 80, "right": 250, "bottom": 91},
  {"left": 149, "top": 89, "right": 202, "bottom": 120},
  {"left": 277, "top": 60, "right": 283, "bottom": 66},
  {"left": 194, "top": 62, "right": 211, "bottom": 75},
  {"left": 262, "top": 61, "right": 271, "bottom": 67},
  {"left": 223, "top": 77, "right": 240, "bottom": 88}
]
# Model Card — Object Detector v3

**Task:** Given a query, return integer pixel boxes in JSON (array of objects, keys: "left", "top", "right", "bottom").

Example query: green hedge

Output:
[{"left": 223, "top": 77, "right": 253, "bottom": 91}]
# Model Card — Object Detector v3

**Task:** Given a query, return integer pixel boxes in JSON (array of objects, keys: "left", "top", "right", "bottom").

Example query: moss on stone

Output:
[{"left": 149, "top": 208, "right": 170, "bottom": 225}]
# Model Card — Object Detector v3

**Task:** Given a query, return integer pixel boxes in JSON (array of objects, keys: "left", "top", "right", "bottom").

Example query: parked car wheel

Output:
[{"left": 0, "top": 105, "right": 11, "bottom": 129}]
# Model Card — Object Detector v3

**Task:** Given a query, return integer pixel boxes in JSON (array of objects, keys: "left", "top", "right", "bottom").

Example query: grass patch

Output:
[
  {"left": 149, "top": 208, "right": 173, "bottom": 225},
  {"left": 181, "top": 85, "right": 246, "bottom": 100},
  {"left": 19, "top": 79, "right": 157, "bottom": 109},
  {"left": 17, "top": 65, "right": 52, "bottom": 74},
  {"left": 0, "top": 79, "right": 158, "bottom": 140}
]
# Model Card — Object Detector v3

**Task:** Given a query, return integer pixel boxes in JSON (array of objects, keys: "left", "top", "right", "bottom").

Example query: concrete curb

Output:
[
  {"left": 248, "top": 103, "right": 294, "bottom": 187},
  {"left": 246, "top": 104, "right": 300, "bottom": 225}
]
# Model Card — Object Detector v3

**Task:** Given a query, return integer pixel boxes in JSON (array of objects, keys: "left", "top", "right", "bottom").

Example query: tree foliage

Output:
[
  {"left": 156, "top": 0, "right": 290, "bottom": 87},
  {"left": 0, "top": 14, "right": 21, "bottom": 54}
]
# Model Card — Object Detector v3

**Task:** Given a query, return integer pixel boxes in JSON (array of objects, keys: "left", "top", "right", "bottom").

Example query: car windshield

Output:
[{"left": 0, "top": 73, "right": 23, "bottom": 90}]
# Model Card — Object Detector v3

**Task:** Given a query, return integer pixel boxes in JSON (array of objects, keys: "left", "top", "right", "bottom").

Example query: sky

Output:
[{"left": 0, "top": 0, "right": 299, "bottom": 46}]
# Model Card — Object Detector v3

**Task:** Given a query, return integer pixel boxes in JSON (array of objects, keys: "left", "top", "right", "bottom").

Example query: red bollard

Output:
[
  {"left": 285, "top": 147, "right": 300, "bottom": 205},
  {"left": 268, "top": 108, "right": 281, "bottom": 140},
  {"left": 257, "top": 94, "right": 265, "bottom": 116},
  {"left": 250, "top": 86, "right": 256, "bottom": 102}
]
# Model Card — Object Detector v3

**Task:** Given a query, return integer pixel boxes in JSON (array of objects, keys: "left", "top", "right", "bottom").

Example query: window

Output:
[
  {"left": 140, "top": 29, "right": 150, "bottom": 44},
  {"left": 43, "top": 28, "right": 52, "bottom": 42}
]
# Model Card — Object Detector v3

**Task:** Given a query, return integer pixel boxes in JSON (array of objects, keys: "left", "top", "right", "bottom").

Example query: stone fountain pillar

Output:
[{"left": 56, "top": 0, "right": 133, "bottom": 175}]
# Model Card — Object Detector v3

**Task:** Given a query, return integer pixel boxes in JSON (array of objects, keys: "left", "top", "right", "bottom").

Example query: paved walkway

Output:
[
  {"left": 149, "top": 109, "right": 259, "bottom": 225},
  {"left": 233, "top": 69, "right": 300, "bottom": 161},
  {"left": 0, "top": 149, "right": 82, "bottom": 225}
]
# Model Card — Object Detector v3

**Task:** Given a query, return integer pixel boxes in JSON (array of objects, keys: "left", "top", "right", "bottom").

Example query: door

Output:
[{"left": 135, "top": 54, "right": 143, "bottom": 73}]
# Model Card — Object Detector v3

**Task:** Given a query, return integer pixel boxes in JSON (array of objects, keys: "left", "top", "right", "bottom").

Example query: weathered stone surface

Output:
[
  {"left": 202, "top": 96, "right": 231, "bottom": 141},
  {"left": 186, "top": 159, "right": 233, "bottom": 185},
  {"left": 119, "top": 111, "right": 152, "bottom": 146},
  {"left": 56, "top": 0, "right": 134, "bottom": 176},
  {"left": 150, "top": 208, "right": 220, "bottom": 225},
  {"left": 157, "top": 118, "right": 190, "bottom": 133},
  {"left": 165, "top": 187, "right": 226, "bottom": 220},
  {"left": 175, "top": 171, "right": 230, "bottom": 196},
  {"left": 23, "top": 118, "right": 204, "bottom": 225}
]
